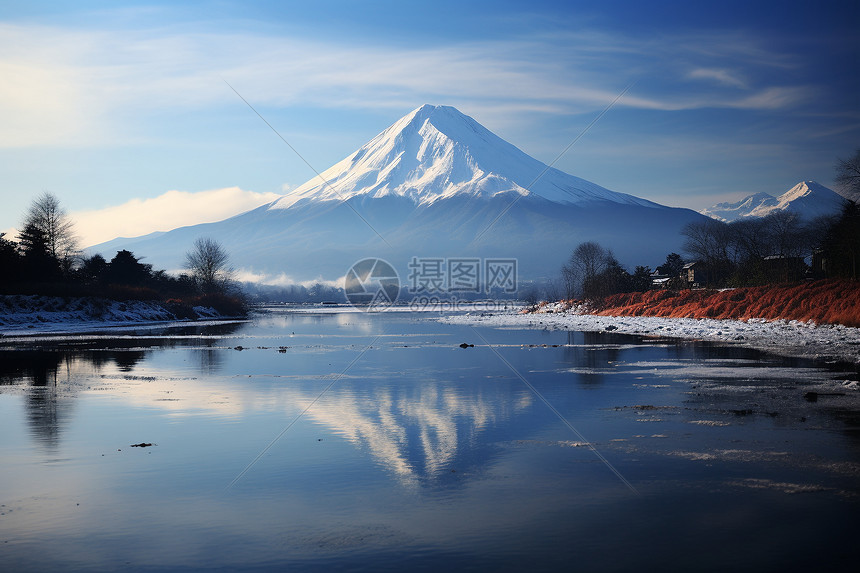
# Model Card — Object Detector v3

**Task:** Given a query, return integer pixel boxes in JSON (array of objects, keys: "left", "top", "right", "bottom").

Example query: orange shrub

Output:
[{"left": 588, "top": 280, "right": 860, "bottom": 327}]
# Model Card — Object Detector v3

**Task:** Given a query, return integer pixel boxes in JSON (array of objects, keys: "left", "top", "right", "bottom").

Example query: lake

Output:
[{"left": 1, "top": 307, "right": 858, "bottom": 571}]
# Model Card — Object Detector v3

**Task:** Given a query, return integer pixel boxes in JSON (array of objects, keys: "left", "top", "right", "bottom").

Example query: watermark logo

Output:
[
  {"left": 344, "top": 258, "right": 400, "bottom": 309},
  {"left": 407, "top": 257, "right": 517, "bottom": 294},
  {"left": 345, "top": 257, "right": 518, "bottom": 310}
]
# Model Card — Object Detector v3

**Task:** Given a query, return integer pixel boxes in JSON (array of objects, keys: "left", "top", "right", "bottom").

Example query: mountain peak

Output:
[
  {"left": 383, "top": 103, "right": 446, "bottom": 134},
  {"left": 401, "top": 104, "right": 472, "bottom": 126},
  {"left": 778, "top": 180, "right": 828, "bottom": 203},
  {"left": 750, "top": 180, "right": 847, "bottom": 218},
  {"left": 404, "top": 103, "right": 455, "bottom": 119},
  {"left": 268, "top": 104, "right": 659, "bottom": 210},
  {"left": 702, "top": 180, "right": 845, "bottom": 222}
]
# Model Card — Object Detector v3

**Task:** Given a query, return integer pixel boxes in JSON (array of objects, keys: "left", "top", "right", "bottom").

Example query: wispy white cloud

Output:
[
  {"left": 73, "top": 187, "right": 281, "bottom": 247},
  {"left": 728, "top": 86, "right": 814, "bottom": 110},
  {"left": 0, "top": 22, "right": 821, "bottom": 149},
  {"left": 673, "top": 32, "right": 799, "bottom": 71},
  {"left": 688, "top": 68, "right": 748, "bottom": 89}
]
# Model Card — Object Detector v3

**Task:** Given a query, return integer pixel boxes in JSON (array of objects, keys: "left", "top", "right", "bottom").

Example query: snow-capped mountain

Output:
[
  {"left": 272, "top": 104, "right": 658, "bottom": 210},
  {"left": 700, "top": 192, "right": 778, "bottom": 222},
  {"left": 701, "top": 181, "right": 847, "bottom": 223},
  {"left": 91, "top": 104, "right": 707, "bottom": 284}
]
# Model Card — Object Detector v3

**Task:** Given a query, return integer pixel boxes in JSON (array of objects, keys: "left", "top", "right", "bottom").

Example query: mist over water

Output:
[{"left": 1, "top": 308, "right": 858, "bottom": 571}]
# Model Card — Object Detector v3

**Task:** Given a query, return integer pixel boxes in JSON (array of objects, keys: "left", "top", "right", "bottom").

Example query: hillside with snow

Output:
[
  {"left": 91, "top": 105, "right": 707, "bottom": 283},
  {"left": 701, "top": 181, "right": 847, "bottom": 222}
]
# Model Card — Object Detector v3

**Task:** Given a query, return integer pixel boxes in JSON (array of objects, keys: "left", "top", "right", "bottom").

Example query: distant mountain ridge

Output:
[
  {"left": 91, "top": 104, "right": 708, "bottom": 284},
  {"left": 701, "top": 181, "right": 847, "bottom": 222}
]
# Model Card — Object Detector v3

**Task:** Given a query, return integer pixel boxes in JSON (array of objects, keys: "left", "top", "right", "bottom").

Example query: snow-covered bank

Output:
[
  {"left": 441, "top": 310, "right": 860, "bottom": 365},
  {"left": 0, "top": 294, "right": 225, "bottom": 335}
]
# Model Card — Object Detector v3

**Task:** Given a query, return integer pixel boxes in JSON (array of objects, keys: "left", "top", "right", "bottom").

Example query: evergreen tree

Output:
[
  {"left": 17, "top": 223, "right": 60, "bottom": 282},
  {"left": 631, "top": 265, "right": 653, "bottom": 292},
  {"left": 820, "top": 201, "right": 860, "bottom": 279},
  {"left": 79, "top": 254, "right": 109, "bottom": 284},
  {"left": 656, "top": 253, "right": 684, "bottom": 277},
  {"left": 105, "top": 250, "right": 152, "bottom": 285},
  {"left": 0, "top": 232, "right": 23, "bottom": 286}
]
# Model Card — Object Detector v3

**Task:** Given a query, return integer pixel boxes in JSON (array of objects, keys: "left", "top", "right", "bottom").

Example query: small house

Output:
[
  {"left": 762, "top": 254, "right": 807, "bottom": 283},
  {"left": 650, "top": 270, "right": 671, "bottom": 289},
  {"left": 682, "top": 261, "right": 707, "bottom": 287}
]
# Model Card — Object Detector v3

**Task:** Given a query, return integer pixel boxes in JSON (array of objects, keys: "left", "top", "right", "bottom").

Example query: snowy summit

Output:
[{"left": 270, "top": 104, "right": 659, "bottom": 210}]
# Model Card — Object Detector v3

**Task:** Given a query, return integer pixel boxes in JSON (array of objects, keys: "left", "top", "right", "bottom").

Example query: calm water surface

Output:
[{"left": 1, "top": 308, "right": 859, "bottom": 572}]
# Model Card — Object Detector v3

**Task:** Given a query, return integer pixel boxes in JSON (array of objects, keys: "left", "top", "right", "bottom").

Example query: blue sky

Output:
[{"left": 1, "top": 0, "right": 858, "bottom": 246}]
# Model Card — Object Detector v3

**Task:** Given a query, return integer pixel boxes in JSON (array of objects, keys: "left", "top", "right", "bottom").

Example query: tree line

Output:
[
  {"left": 1, "top": 193, "right": 241, "bottom": 312},
  {"left": 555, "top": 200, "right": 858, "bottom": 301},
  {"left": 553, "top": 149, "right": 860, "bottom": 300}
]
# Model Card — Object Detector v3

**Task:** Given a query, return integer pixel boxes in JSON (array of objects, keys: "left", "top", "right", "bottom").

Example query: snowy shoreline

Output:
[
  {"left": 0, "top": 294, "right": 233, "bottom": 336},
  {"left": 441, "top": 310, "right": 860, "bottom": 365},
  {"left": 4, "top": 298, "right": 859, "bottom": 366}
]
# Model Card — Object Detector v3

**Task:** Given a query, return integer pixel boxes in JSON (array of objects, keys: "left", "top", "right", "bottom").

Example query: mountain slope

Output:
[{"left": 91, "top": 104, "right": 708, "bottom": 284}]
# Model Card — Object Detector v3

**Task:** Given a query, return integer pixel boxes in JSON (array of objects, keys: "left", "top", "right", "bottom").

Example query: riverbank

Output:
[
  {"left": 553, "top": 280, "right": 860, "bottom": 327},
  {"left": 0, "top": 294, "right": 236, "bottom": 335},
  {"left": 441, "top": 310, "right": 860, "bottom": 365}
]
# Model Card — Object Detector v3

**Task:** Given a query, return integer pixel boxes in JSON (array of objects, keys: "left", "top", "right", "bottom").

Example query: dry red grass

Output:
[{"left": 589, "top": 280, "right": 860, "bottom": 327}]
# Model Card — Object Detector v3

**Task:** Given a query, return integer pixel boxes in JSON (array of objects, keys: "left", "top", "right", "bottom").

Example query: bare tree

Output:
[
  {"left": 682, "top": 219, "right": 733, "bottom": 265},
  {"left": 560, "top": 263, "right": 577, "bottom": 299},
  {"left": 561, "top": 241, "right": 612, "bottom": 298},
  {"left": 571, "top": 241, "right": 610, "bottom": 280},
  {"left": 560, "top": 262, "right": 577, "bottom": 299},
  {"left": 762, "top": 211, "right": 806, "bottom": 258},
  {"left": 184, "top": 237, "right": 234, "bottom": 294},
  {"left": 22, "top": 192, "right": 78, "bottom": 270},
  {"left": 835, "top": 148, "right": 860, "bottom": 201},
  {"left": 730, "top": 218, "right": 770, "bottom": 262},
  {"left": 681, "top": 219, "right": 737, "bottom": 286},
  {"left": 543, "top": 279, "right": 561, "bottom": 302},
  {"left": 582, "top": 252, "right": 629, "bottom": 299}
]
